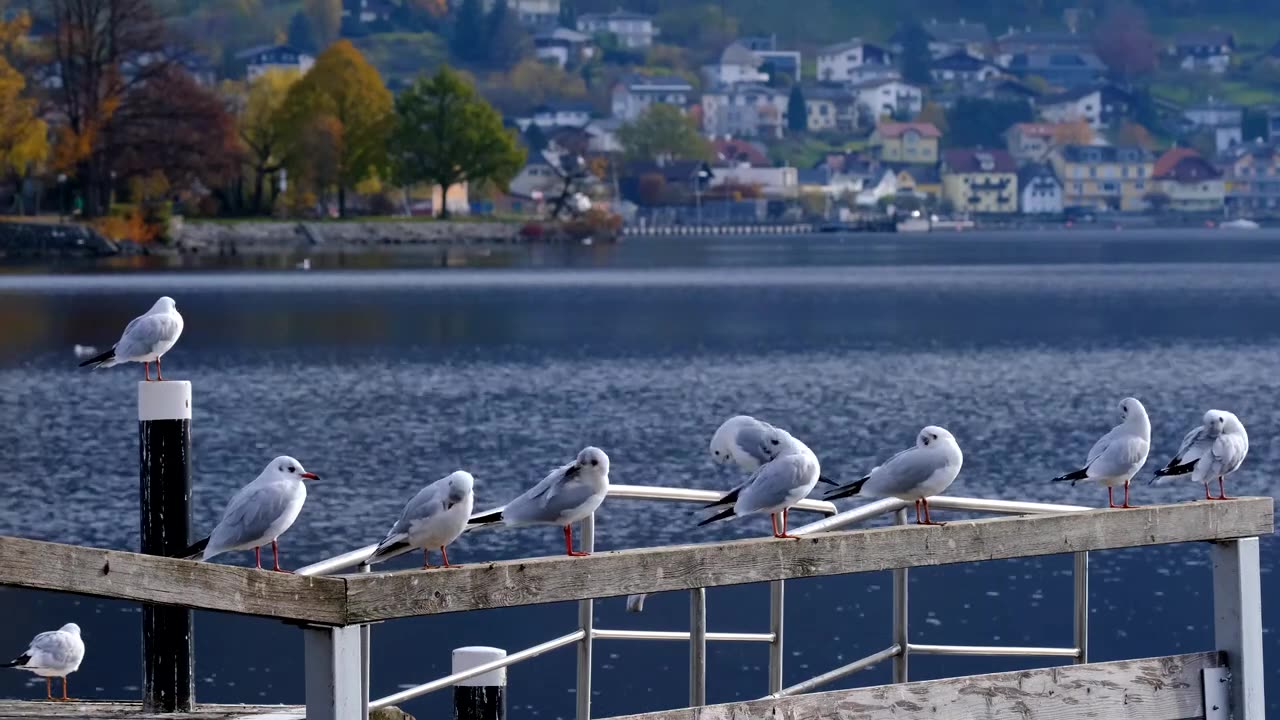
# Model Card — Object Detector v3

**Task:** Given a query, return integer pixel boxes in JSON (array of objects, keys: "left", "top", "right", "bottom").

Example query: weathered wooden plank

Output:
[
  {"left": 344, "top": 498, "right": 1273, "bottom": 622},
  {"left": 0, "top": 702, "right": 303, "bottom": 719},
  {"left": 602, "top": 651, "right": 1225, "bottom": 720},
  {"left": 0, "top": 536, "right": 347, "bottom": 625}
]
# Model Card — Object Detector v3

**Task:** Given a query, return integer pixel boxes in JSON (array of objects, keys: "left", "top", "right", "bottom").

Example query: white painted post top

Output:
[
  {"left": 138, "top": 381, "right": 192, "bottom": 421},
  {"left": 452, "top": 646, "right": 507, "bottom": 687}
]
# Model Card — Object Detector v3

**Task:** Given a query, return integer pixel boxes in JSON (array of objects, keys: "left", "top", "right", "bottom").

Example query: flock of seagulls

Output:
[{"left": 16, "top": 297, "right": 1249, "bottom": 701}]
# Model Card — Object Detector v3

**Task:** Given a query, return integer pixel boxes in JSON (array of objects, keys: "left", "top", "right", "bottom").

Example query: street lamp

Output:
[
  {"left": 57, "top": 174, "right": 67, "bottom": 222},
  {"left": 692, "top": 163, "right": 713, "bottom": 226}
]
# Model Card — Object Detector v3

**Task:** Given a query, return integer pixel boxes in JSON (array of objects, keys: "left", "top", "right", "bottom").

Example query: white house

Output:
[
  {"left": 577, "top": 10, "right": 658, "bottom": 49},
  {"left": 702, "top": 43, "right": 768, "bottom": 87},
  {"left": 929, "top": 51, "right": 1001, "bottom": 85},
  {"left": 816, "top": 39, "right": 893, "bottom": 83},
  {"left": 1018, "top": 163, "right": 1063, "bottom": 214},
  {"left": 709, "top": 166, "right": 799, "bottom": 198},
  {"left": 611, "top": 75, "right": 692, "bottom": 121},
  {"left": 533, "top": 27, "right": 595, "bottom": 68},
  {"left": 1169, "top": 31, "right": 1234, "bottom": 74},
  {"left": 586, "top": 118, "right": 624, "bottom": 154},
  {"left": 1038, "top": 88, "right": 1101, "bottom": 130},
  {"left": 516, "top": 103, "right": 594, "bottom": 130},
  {"left": 852, "top": 78, "right": 923, "bottom": 119},
  {"left": 701, "top": 84, "right": 789, "bottom": 139},
  {"left": 235, "top": 45, "right": 314, "bottom": 81}
]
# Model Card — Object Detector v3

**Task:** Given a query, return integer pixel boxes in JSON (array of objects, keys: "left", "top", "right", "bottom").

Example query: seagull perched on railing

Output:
[
  {"left": 468, "top": 447, "right": 609, "bottom": 557},
  {"left": 699, "top": 428, "right": 823, "bottom": 538},
  {"left": 364, "top": 471, "right": 475, "bottom": 569},
  {"left": 78, "top": 296, "right": 184, "bottom": 381},
  {"left": 3, "top": 623, "right": 84, "bottom": 702},
  {"left": 181, "top": 456, "right": 317, "bottom": 572},
  {"left": 1051, "top": 397, "right": 1150, "bottom": 509},
  {"left": 1152, "top": 409, "right": 1248, "bottom": 501},
  {"left": 711, "top": 415, "right": 839, "bottom": 485},
  {"left": 825, "top": 426, "right": 963, "bottom": 525}
]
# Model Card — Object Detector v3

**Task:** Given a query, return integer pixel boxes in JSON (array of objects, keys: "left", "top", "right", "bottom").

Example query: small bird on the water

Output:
[
  {"left": 1051, "top": 397, "right": 1151, "bottom": 508},
  {"left": 468, "top": 447, "right": 610, "bottom": 557},
  {"left": 825, "top": 425, "right": 963, "bottom": 525},
  {"left": 182, "top": 456, "right": 316, "bottom": 572},
  {"left": 3, "top": 623, "right": 84, "bottom": 702},
  {"left": 1151, "top": 409, "right": 1248, "bottom": 500},
  {"left": 364, "top": 471, "right": 475, "bottom": 569},
  {"left": 700, "top": 427, "right": 823, "bottom": 538},
  {"left": 78, "top": 296, "right": 184, "bottom": 381}
]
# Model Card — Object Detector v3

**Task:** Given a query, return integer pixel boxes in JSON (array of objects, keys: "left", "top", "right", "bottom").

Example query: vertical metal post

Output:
[
  {"left": 1211, "top": 538, "right": 1265, "bottom": 719},
  {"left": 768, "top": 580, "right": 784, "bottom": 694},
  {"left": 892, "top": 508, "right": 909, "bottom": 684},
  {"left": 453, "top": 647, "right": 507, "bottom": 720},
  {"left": 303, "top": 625, "right": 363, "bottom": 720},
  {"left": 689, "top": 587, "right": 707, "bottom": 707},
  {"left": 576, "top": 514, "right": 595, "bottom": 720},
  {"left": 359, "top": 565, "right": 371, "bottom": 720},
  {"left": 1073, "top": 551, "right": 1088, "bottom": 664},
  {"left": 139, "top": 381, "right": 194, "bottom": 712}
]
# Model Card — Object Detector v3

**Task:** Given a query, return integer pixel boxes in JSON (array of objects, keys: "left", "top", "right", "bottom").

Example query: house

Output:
[
  {"left": 1049, "top": 145, "right": 1155, "bottom": 211},
  {"left": 887, "top": 163, "right": 942, "bottom": 199},
  {"left": 757, "top": 49, "right": 802, "bottom": 82},
  {"left": 713, "top": 138, "right": 770, "bottom": 167},
  {"left": 1222, "top": 140, "right": 1280, "bottom": 215},
  {"left": 534, "top": 28, "right": 595, "bottom": 68},
  {"left": 930, "top": 52, "right": 1001, "bottom": 85},
  {"left": 517, "top": 103, "right": 594, "bottom": 130},
  {"left": 941, "top": 148, "right": 1018, "bottom": 213},
  {"left": 342, "top": 0, "right": 394, "bottom": 24},
  {"left": 585, "top": 118, "right": 624, "bottom": 154},
  {"left": 802, "top": 85, "right": 854, "bottom": 132},
  {"left": 893, "top": 19, "right": 993, "bottom": 59},
  {"left": 995, "top": 27, "right": 1091, "bottom": 66},
  {"left": 851, "top": 78, "right": 924, "bottom": 120},
  {"left": 235, "top": 45, "right": 314, "bottom": 80},
  {"left": 703, "top": 43, "right": 768, "bottom": 88},
  {"left": 509, "top": 153, "right": 567, "bottom": 200},
  {"left": 1152, "top": 148, "right": 1225, "bottom": 213},
  {"left": 816, "top": 39, "right": 893, "bottom": 83},
  {"left": 611, "top": 75, "right": 692, "bottom": 121},
  {"left": 701, "top": 84, "right": 789, "bottom": 139},
  {"left": 1018, "top": 163, "right": 1063, "bottom": 214},
  {"left": 577, "top": 10, "right": 658, "bottom": 49},
  {"left": 1183, "top": 99, "right": 1244, "bottom": 154},
  {"left": 1005, "top": 123, "right": 1060, "bottom": 164},
  {"left": 1038, "top": 85, "right": 1131, "bottom": 130},
  {"left": 1169, "top": 31, "right": 1234, "bottom": 74},
  {"left": 1005, "top": 50, "right": 1106, "bottom": 89},
  {"left": 869, "top": 122, "right": 941, "bottom": 164},
  {"left": 709, "top": 166, "right": 799, "bottom": 198}
]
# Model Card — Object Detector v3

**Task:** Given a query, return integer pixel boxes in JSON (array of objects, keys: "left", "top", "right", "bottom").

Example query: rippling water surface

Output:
[{"left": 0, "top": 229, "right": 1276, "bottom": 717}]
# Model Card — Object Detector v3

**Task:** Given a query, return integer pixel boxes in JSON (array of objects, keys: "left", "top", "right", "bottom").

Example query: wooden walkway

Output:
[{"left": 0, "top": 702, "right": 303, "bottom": 719}]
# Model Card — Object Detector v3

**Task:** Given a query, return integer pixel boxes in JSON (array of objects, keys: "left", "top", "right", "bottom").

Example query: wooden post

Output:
[
  {"left": 452, "top": 647, "right": 507, "bottom": 720},
  {"left": 304, "top": 625, "right": 363, "bottom": 720},
  {"left": 139, "top": 381, "right": 194, "bottom": 712},
  {"left": 1211, "top": 537, "right": 1265, "bottom": 719}
]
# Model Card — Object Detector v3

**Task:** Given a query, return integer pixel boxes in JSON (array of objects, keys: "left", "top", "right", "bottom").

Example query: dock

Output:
[{"left": 0, "top": 702, "right": 301, "bottom": 719}]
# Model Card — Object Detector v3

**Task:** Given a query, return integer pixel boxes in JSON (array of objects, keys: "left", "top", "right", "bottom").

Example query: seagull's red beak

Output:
[{"left": 301, "top": 472, "right": 319, "bottom": 481}]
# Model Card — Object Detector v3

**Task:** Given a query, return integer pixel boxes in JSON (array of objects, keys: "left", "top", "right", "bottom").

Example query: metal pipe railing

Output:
[
  {"left": 908, "top": 644, "right": 1081, "bottom": 658},
  {"left": 689, "top": 588, "right": 707, "bottom": 706},
  {"left": 1074, "top": 551, "right": 1089, "bottom": 663},
  {"left": 592, "top": 629, "right": 774, "bottom": 643},
  {"left": 891, "top": 508, "right": 909, "bottom": 684},
  {"left": 577, "top": 514, "right": 595, "bottom": 720},
  {"left": 769, "top": 645, "right": 901, "bottom": 698},
  {"left": 768, "top": 579, "right": 784, "bottom": 694}
]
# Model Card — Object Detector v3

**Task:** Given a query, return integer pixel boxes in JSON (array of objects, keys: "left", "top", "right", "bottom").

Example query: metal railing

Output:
[{"left": 293, "top": 487, "right": 1092, "bottom": 719}]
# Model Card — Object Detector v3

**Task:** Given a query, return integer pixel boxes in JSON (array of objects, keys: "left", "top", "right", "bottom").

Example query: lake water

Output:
[{"left": 0, "top": 228, "right": 1276, "bottom": 717}]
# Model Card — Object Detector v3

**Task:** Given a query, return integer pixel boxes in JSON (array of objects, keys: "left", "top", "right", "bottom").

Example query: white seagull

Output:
[
  {"left": 468, "top": 447, "right": 610, "bottom": 556},
  {"left": 699, "top": 428, "right": 822, "bottom": 538},
  {"left": 825, "top": 426, "right": 963, "bottom": 525},
  {"left": 78, "top": 296, "right": 184, "bottom": 381},
  {"left": 1152, "top": 409, "right": 1248, "bottom": 500},
  {"left": 1052, "top": 397, "right": 1151, "bottom": 508},
  {"left": 364, "top": 471, "right": 476, "bottom": 569},
  {"left": 3, "top": 623, "right": 85, "bottom": 701},
  {"left": 183, "top": 456, "right": 316, "bottom": 572}
]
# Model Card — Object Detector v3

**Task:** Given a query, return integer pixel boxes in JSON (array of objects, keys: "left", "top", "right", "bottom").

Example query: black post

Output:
[
  {"left": 139, "top": 381, "right": 194, "bottom": 712},
  {"left": 452, "top": 647, "right": 507, "bottom": 720}
]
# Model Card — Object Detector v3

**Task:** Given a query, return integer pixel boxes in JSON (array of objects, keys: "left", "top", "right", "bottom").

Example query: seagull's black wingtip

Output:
[{"left": 697, "top": 507, "right": 736, "bottom": 527}]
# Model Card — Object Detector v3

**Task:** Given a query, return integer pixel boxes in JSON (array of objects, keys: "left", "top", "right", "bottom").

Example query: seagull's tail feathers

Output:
[
  {"left": 697, "top": 506, "right": 736, "bottom": 527},
  {"left": 823, "top": 475, "right": 869, "bottom": 501},
  {"left": 703, "top": 486, "right": 741, "bottom": 509},
  {"left": 363, "top": 536, "right": 411, "bottom": 566},
  {"left": 1, "top": 654, "right": 30, "bottom": 669},
  {"left": 817, "top": 475, "right": 840, "bottom": 486},
  {"left": 179, "top": 536, "right": 210, "bottom": 561},
  {"left": 78, "top": 347, "right": 116, "bottom": 368},
  {"left": 1153, "top": 459, "right": 1197, "bottom": 483},
  {"left": 1051, "top": 467, "right": 1090, "bottom": 486},
  {"left": 467, "top": 507, "right": 505, "bottom": 527}
]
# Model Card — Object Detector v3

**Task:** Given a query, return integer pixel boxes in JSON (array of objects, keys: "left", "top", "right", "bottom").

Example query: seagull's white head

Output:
[
  {"left": 917, "top": 426, "right": 955, "bottom": 448},
  {"left": 270, "top": 455, "right": 319, "bottom": 481},
  {"left": 150, "top": 296, "right": 177, "bottom": 314},
  {"left": 709, "top": 415, "right": 759, "bottom": 465},
  {"left": 445, "top": 470, "right": 475, "bottom": 501},
  {"left": 573, "top": 446, "right": 610, "bottom": 477},
  {"left": 760, "top": 426, "right": 807, "bottom": 461},
  {"left": 59, "top": 623, "right": 81, "bottom": 636},
  {"left": 1202, "top": 409, "right": 1228, "bottom": 436},
  {"left": 1119, "top": 397, "right": 1148, "bottom": 426}
]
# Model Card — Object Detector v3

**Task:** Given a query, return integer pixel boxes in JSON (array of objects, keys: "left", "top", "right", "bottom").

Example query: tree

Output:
[
  {"left": 654, "top": 4, "right": 737, "bottom": 55},
  {"left": 486, "top": 0, "right": 531, "bottom": 68},
  {"left": 287, "top": 11, "right": 318, "bottom": 53},
  {"left": 0, "top": 13, "right": 47, "bottom": 212},
  {"left": 484, "top": 58, "right": 587, "bottom": 113},
  {"left": 277, "top": 40, "right": 393, "bottom": 216},
  {"left": 1243, "top": 108, "right": 1269, "bottom": 143},
  {"left": 304, "top": 0, "right": 341, "bottom": 49},
  {"left": 524, "top": 124, "right": 549, "bottom": 152},
  {"left": 1052, "top": 119, "right": 1095, "bottom": 146},
  {"left": 1093, "top": 3, "right": 1157, "bottom": 79},
  {"left": 787, "top": 85, "right": 807, "bottom": 133},
  {"left": 390, "top": 67, "right": 525, "bottom": 218},
  {"left": 1116, "top": 121, "right": 1155, "bottom": 149},
  {"left": 944, "top": 98, "right": 1033, "bottom": 148},
  {"left": 897, "top": 21, "right": 933, "bottom": 86},
  {"left": 235, "top": 69, "right": 301, "bottom": 214},
  {"left": 618, "top": 104, "right": 711, "bottom": 162},
  {"left": 451, "top": 0, "right": 489, "bottom": 65},
  {"left": 914, "top": 101, "right": 948, "bottom": 136}
]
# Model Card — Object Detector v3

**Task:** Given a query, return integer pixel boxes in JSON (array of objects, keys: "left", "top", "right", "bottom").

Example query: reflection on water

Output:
[{"left": 0, "top": 230, "right": 1276, "bottom": 717}]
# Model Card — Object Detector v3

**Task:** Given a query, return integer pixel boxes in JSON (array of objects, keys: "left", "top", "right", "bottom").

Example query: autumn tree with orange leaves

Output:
[{"left": 0, "top": 11, "right": 49, "bottom": 211}]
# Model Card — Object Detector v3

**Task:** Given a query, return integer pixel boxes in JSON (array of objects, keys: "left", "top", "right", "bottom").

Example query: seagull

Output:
[
  {"left": 1052, "top": 397, "right": 1150, "bottom": 508},
  {"left": 1152, "top": 409, "right": 1248, "bottom": 500},
  {"left": 3, "top": 623, "right": 84, "bottom": 701},
  {"left": 699, "top": 428, "right": 821, "bottom": 538},
  {"left": 78, "top": 296, "right": 184, "bottom": 381},
  {"left": 364, "top": 471, "right": 475, "bottom": 569},
  {"left": 182, "top": 456, "right": 316, "bottom": 572},
  {"left": 711, "top": 415, "right": 839, "bottom": 485},
  {"left": 824, "top": 426, "right": 963, "bottom": 525},
  {"left": 468, "top": 447, "right": 610, "bottom": 556}
]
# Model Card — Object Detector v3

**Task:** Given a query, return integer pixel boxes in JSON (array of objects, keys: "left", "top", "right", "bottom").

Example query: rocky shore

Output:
[{"left": 172, "top": 220, "right": 529, "bottom": 255}]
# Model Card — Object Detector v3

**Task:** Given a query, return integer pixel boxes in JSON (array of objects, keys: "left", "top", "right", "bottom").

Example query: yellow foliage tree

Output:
[
  {"left": 276, "top": 40, "right": 392, "bottom": 216},
  {"left": 0, "top": 12, "right": 49, "bottom": 210},
  {"left": 233, "top": 69, "right": 300, "bottom": 214}
]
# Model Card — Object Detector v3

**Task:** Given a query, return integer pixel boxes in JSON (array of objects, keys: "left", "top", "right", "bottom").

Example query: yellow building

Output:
[
  {"left": 1049, "top": 145, "right": 1156, "bottom": 212},
  {"left": 941, "top": 149, "right": 1018, "bottom": 213},
  {"left": 891, "top": 165, "right": 942, "bottom": 200},
  {"left": 869, "top": 122, "right": 941, "bottom": 164}
]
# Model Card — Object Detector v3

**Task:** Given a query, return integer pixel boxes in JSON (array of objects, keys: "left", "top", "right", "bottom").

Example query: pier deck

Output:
[{"left": 0, "top": 702, "right": 302, "bottom": 719}]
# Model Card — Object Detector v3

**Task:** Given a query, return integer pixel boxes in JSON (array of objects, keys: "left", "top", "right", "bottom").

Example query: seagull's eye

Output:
[
  {"left": 288, "top": 466, "right": 296, "bottom": 473},
  {"left": 590, "top": 459, "right": 599, "bottom": 466},
  {"left": 931, "top": 434, "right": 937, "bottom": 441},
  {"left": 770, "top": 439, "right": 780, "bottom": 445}
]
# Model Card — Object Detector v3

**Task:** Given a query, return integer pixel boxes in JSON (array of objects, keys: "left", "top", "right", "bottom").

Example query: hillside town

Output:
[{"left": 5, "top": 0, "right": 1280, "bottom": 238}]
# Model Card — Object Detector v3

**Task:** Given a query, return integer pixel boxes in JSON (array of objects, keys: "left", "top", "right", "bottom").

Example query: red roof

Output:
[
  {"left": 1153, "top": 148, "right": 1199, "bottom": 178},
  {"left": 1154, "top": 148, "right": 1222, "bottom": 182},
  {"left": 942, "top": 148, "right": 1016, "bottom": 173},
  {"left": 876, "top": 122, "right": 942, "bottom": 139}
]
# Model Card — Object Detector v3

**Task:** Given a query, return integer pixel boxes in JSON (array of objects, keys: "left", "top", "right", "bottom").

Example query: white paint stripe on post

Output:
[
  {"left": 138, "top": 380, "right": 192, "bottom": 421},
  {"left": 453, "top": 647, "right": 508, "bottom": 687},
  {"left": 454, "top": 646, "right": 507, "bottom": 720}
]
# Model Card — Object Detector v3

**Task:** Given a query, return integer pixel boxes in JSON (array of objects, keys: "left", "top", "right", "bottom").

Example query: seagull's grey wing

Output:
[
  {"left": 737, "top": 456, "right": 806, "bottom": 515},
  {"left": 26, "top": 632, "right": 79, "bottom": 670},
  {"left": 383, "top": 481, "right": 451, "bottom": 539},
  {"left": 1171, "top": 424, "right": 1212, "bottom": 465},
  {"left": 115, "top": 314, "right": 181, "bottom": 359},
  {"left": 208, "top": 483, "right": 295, "bottom": 552},
  {"left": 734, "top": 422, "right": 776, "bottom": 466},
  {"left": 1088, "top": 435, "right": 1148, "bottom": 478},
  {"left": 1206, "top": 433, "right": 1248, "bottom": 478},
  {"left": 868, "top": 448, "right": 943, "bottom": 495},
  {"left": 503, "top": 463, "right": 581, "bottom": 523},
  {"left": 1085, "top": 425, "right": 1120, "bottom": 467}
]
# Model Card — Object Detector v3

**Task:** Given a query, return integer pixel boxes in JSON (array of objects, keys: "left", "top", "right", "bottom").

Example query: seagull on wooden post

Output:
[
  {"left": 1152, "top": 409, "right": 1248, "bottom": 500},
  {"left": 1051, "top": 397, "right": 1150, "bottom": 509},
  {"left": 78, "top": 296, "right": 184, "bottom": 381}
]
